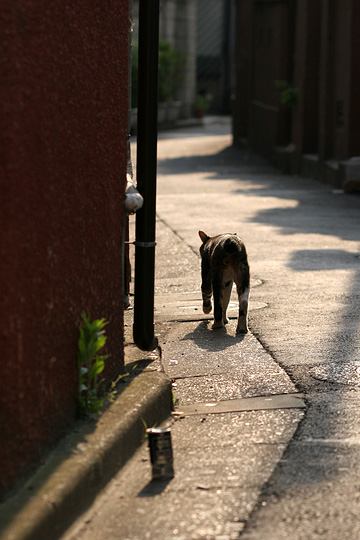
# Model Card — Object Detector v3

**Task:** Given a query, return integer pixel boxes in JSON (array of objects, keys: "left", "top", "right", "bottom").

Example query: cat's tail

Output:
[
  {"left": 223, "top": 237, "right": 239, "bottom": 254},
  {"left": 223, "top": 236, "right": 248, "bottom": 263}
]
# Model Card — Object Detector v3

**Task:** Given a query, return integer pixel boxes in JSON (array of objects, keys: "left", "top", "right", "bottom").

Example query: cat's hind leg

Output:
[
  {"left": 201, "top": 256, "right": 212, "bottom": 314},
  {"left": 221, "top": 280, "right": 233, "bottom": 324},
  {"left": 235, "top": 265, "right": 250, "bottom": 334},
  {"left": 212, "top": 276, "right": 224, "bottom": 329}
]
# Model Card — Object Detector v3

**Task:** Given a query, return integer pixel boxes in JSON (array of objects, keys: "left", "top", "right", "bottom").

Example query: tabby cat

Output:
[{"left": 198, "top": 230, "right": 250, "bottom": 333}]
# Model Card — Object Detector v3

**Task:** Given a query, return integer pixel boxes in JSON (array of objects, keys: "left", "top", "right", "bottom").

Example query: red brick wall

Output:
[{"left": 0, "top": 1, "right": 128, "bottom": 496}]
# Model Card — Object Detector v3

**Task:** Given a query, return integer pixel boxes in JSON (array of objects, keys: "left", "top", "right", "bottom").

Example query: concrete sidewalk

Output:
[
  {"left": 63, "top": 119, "right": 360, "bottom": 539},
  {"left": 154, "top": 120, "right": 360, "bottom": 539},
  {"left": 65, "top": 215, "right": 303, "bottom": 539}
]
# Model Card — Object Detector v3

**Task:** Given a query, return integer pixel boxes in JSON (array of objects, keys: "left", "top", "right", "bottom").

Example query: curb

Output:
[{"left": 0, "top": 370, "right": 172, "bottom": 540}]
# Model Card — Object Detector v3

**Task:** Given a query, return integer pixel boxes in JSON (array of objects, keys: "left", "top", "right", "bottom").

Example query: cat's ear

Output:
[{"left": 198, "top": 230, "right": 210, "bottom": 244}]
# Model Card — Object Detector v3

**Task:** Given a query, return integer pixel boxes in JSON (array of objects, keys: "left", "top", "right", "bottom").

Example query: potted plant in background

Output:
[
  {"left": 274, "top": 80, "right": 299, "bottom": 173},
  {"left": 193, "top": 91, "right": 211, "bottom": 120}
]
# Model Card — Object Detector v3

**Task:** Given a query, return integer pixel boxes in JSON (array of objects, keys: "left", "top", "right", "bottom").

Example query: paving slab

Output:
[
  {"left": 162, "top": 322, "right": 296, "bottom": 405},
  {"left": 179, "top": 393, "right": 305, "bottom": 416}
]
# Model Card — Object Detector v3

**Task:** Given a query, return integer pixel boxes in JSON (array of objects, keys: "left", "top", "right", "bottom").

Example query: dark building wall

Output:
[
  {"left": 332, "top": 0, "right": 352, "bottom": 160},
  {"left": 233, "top": 0, "right": 295, "bottom": 155},
  {"left": 233, "top": 0, "right": 360, "bottom": 187},
  {"left": 251, "top": 0, "right": 293, "bottom": 153},
  {"left": 349, "top": 1, "right": 360, "bottom": 156},
  {"left": 292, "top": 0, "right": 321, "bottom": 155},
  {"left": 318, "top": 0, "right": 335, "bottom": 161},
  {"left": 319, "top": 0, "right": 354, "bottom": 161},
  {"left": 0, "top": 1, "right": 128, "bottom": 496},
  {"left": 233, "top": 0, "right": 253, "bottom": 143}
]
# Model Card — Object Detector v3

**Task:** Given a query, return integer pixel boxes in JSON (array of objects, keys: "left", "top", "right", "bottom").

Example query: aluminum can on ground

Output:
[{"left": 147, "top": 427, "right": 175, "bottom": 480}]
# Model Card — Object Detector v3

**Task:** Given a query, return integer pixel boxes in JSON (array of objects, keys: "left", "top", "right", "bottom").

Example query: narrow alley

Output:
[{"left": 3, "top": 2, "right": 360, "bottom": 539}]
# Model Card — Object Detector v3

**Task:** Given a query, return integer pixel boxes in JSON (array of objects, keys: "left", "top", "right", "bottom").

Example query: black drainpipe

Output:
[{"left": 133, "top": 0, "right": 160, "bottom": 351}]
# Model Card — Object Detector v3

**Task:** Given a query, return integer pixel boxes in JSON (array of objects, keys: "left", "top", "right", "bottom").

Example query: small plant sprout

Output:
[
  {"left": 274, "top": 80, "right": 299, "bottom": 108},
  {"left": 141, "top": 418, "right": 149, "bottom": 434},
  {"left": 77, "top": 313, "right": 109, "bottom": 415}
]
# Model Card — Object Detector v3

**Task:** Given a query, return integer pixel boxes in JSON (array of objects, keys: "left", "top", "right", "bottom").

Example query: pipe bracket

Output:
[{"left": 134, "top": 241, "right": 157, "bottom": 248}]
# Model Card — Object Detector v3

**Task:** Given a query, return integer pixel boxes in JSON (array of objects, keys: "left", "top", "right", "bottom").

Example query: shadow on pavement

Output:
[
  {"left": 288, "top": 249, "right": 360, "bottom": 272},
  {"left": 158, "top": 145, "right": 270, "bottom": 178},
  {"left": 137, "top": 477, "right": 173, "bottom": 498},
  {"left": 181, "top": 320, "right": 246, "bottom": 352}
]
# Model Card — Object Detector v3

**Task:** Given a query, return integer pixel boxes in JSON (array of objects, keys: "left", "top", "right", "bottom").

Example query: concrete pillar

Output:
[
  {"left": 173, "top": 0, "right": 197, "bottom": 117},
  {"left": 159, "top": 0, "right": 177, "bottom": 43}
]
